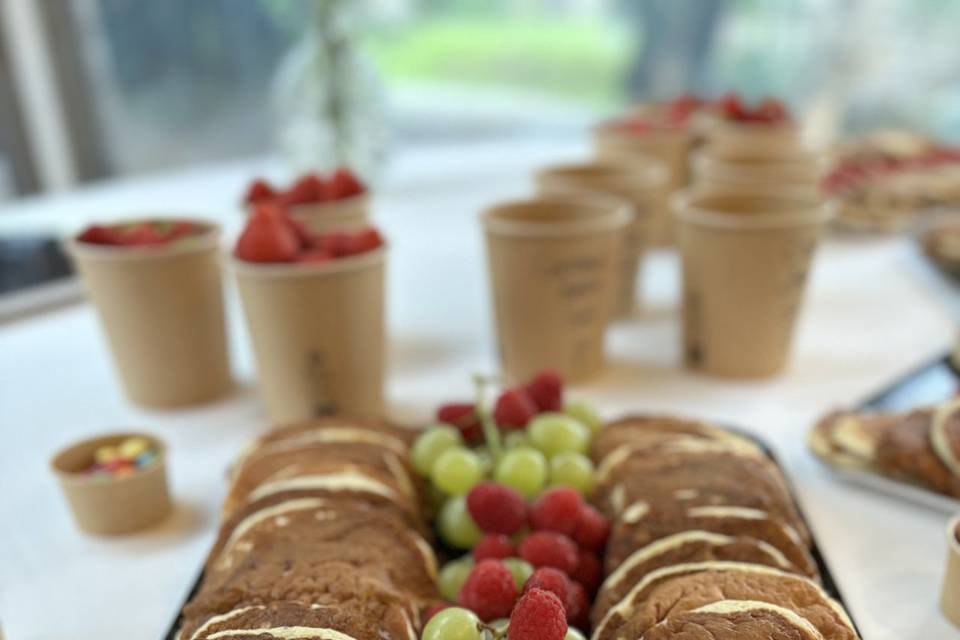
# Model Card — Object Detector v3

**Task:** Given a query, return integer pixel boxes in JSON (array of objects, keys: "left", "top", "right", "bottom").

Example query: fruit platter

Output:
[{"left": 164, "top": 370, "right": 860, "bottom": 640}]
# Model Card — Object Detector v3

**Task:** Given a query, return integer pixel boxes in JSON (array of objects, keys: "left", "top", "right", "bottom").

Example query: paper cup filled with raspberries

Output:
[
  {"left": 244, "top": 168, "right": 369, "bottom": 234},
  {"left": 66, "top": 219, "right": 233, "bottom": 408},
  {"left": 416, "top": 370, "right": 607, "bottom": 640},
  {"left": 232, "top": 202, "right": 386, "bottom": 423}
]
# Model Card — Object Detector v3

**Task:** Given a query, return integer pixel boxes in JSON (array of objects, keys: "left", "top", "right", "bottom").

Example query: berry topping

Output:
[
  {"left": 571, "top": 504, "right": 609, "bottom": 552},
  {"left": 529, "top": 487, "right": 582, "bottom": 537},
  {"left": 282, "top": 174, "right": 329, "bottom": 207},
  {"left": 524, "top": 370, "right": 564, "bottom": 412},
  {"left": 494, "top": 388, "right": 538, "bottom": 430},
  {"left": 234, "top": 204, "right": 300, "bottom": 263},
  {"left": 466, "top": 482, "right": 527, "bottom": 535},
  {"left": 330, "top": 167, "right": 365, "bottom": 199},
  {"left": 244, "top": 178, "right": 276, "bottom": 204},
  {"left": 508, "top": 589, "right": 568, "bottom": 640},
  {"left": 474, "top": 534, "right": 516, "bottom": 562},
  {"left": 459, "top": 559, "right": 519, "bottom": 621},
  {"left": 518, "top": 531, "right": 578, "bottom": 574}
]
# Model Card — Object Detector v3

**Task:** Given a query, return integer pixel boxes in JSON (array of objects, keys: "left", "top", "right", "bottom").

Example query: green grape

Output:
[
  {"left": 438, "top": 557, "right": 475, "bottom": 601},
  {"left": 502, "top": 557, "right": 533, "bottom": 590},
  {"left": 432, "top": 447, "right": 484, "bottom": 495},
  {"left": 422, "top": 607, "right": 481, "bottom": 640},
  {"left": 565, "top": 628, "right": 586, "bottom": 640},
  {"left": 564, "top": 401, "right": 602, "bottom": 437},
  {"left": 494, "top": 447, "right": 548, "bottom": 498},
  {"left": 412, "top": 425, "right": 463, "bottom": 476},
  {"left": 503, "top": 431, "right": 530, "bottom": 450},
  {"left": 439, "top": 496, "right": 483, "bottom": 549},
  {"left": 548, "top": 452, "right": 595, "bottom": 495},
  {"left": 528, "top": 413, "right": 589, "bottom": 458}
]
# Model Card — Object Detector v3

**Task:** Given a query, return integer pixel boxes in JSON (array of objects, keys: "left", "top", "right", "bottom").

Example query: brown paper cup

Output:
[
  {"left": 593, "top": 124, "right": 694, "bottom": 190},
  {"left": 51, "top": 432, "right": 171, "bottom": 535},
  {"left": 482, "top": 196, "right": 631, "bottom": 383},
  {"left": 233, "top": 249, "right": 385, "bottom": 423},
  {"left": 66, "top": 223, "right": 233, "bottom": 408},
  {"left": 942, "top": 514, "right": 960, "bottom": 628},
  {"left": 535, "top": 160, "right": 668, "bottom": 313},
  {"left": 288, "top": 194, "right": 370, "bottom": 234},
  {"left": 673, "top": 189, "right": 832, "bottom": 378},
  {"left": 691, "top": 147, "right": 826, "bottom": 197}
]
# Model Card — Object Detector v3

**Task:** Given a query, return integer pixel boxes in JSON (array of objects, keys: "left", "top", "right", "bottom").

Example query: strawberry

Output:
[
  {"left": 121, "top": 223, "right": 165, "bottom": 246},
  {"left": 244, "top": 178, "right": 276, "bottom": 204},
  {"left": 524, "top": 370, "right": 563, "bottom": 412},
  {"left": 235, "top": 204, "right": 300, "bottom": 263},
  {"left": 167, "top": 221, "right": 198, "bottom": 241},
  {"left": 282, "top": 174, "right": 329, "bottom": 207},
  {"left": 345, "top": 227, "right": 384, "bottom": 255},
  {"left": 437, "top": 403, "right": 483, "bottom": 443},
  {"left": 494, "top": 387, "right": 538, "bottom": 430},
  {"left": 330, "top": 168, "right": 365, "bottom": 199},
  {"left": 717, "top": 92, "right": 745, "bottom": 119},
  {"left": 297, "top": 249, "right": 335, "bottom": 264},
  {"left": 754, "top": 98, "right": 787, "bottom": 123},
  {"left": 77, "top": 225, "right": 118, "bottom": 245},
  {"left": 316, "top": 231, "right": 353, "bottom": 258}
]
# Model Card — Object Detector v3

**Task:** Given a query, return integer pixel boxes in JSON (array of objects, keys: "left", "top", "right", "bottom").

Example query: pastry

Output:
[
  {"left": 592, "top": 562, "right": 857, "bottom": 640},
  {"left": 638, "top": 600, "right": 828, "bottom": 639}
]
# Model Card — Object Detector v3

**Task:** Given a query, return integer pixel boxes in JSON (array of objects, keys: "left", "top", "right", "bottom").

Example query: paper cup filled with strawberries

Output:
[
  {"left": 704, "top": 93, "right": 806, "bottom": 159},
  {"left": 244, "top": 168, "right": 369, "bottom": 234},
  {"left": 66, "top": 219, "right": 233, "bottom": 408},
  {"left": 232, "top": 202, "right": 387, "bottom": 423}
]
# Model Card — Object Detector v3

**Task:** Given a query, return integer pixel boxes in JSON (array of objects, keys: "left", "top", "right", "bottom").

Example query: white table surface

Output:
[{"left": 1, "top": 138, "right": 958, "bottom": 640}]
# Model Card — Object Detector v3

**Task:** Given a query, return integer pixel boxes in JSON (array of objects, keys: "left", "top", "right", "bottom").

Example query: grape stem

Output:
[{"left": 472, "top": 373, "right": 503, "bottom": 464}]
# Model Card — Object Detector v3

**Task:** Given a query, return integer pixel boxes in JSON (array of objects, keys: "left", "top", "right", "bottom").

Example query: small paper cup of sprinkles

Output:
[
  {"left": 941, "top": 513, "right": 960, "bottom": 627},
  {"left": 51, "top": 432, "right": 171, "bottom": 535}
]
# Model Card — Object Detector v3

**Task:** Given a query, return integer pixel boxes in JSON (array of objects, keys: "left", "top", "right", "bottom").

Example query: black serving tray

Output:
[{"left": 162, "top": 428, "right": 858, "bottom": 639}]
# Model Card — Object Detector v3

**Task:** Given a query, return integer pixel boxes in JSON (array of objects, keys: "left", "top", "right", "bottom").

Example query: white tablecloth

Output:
[{"left": 1, "top": 139, "right": 957, "bottom": 640}]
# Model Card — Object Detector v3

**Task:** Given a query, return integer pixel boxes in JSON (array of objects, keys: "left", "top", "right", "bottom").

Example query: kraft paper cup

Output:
[
  {"left": 535, "top": 160, "right": 668, "bottom": 313},
  {"left": 673, "top": 189, "right": 832, "bottom": 378},
  {"left": 942, "top": 514, "right": 960, "bottom": 628},
  {"left": 287, "top": 193, "right": 370, "bottom": 234},
  {"left": 691, "top": 147, "right": 826, "bottom": 197},
  {"left": 482, "top": 196, "right": 631, "bottom": 383},
  {"left": 593, "top": 124, "right": 694, "bottom": 190},
  {"left": 233, "top": 248, "right": 385, "bottom": 423},
  {"left": 704, "top": 121, "right": 807, "bottom": 159},
  {"left": 66, "top": 222, "right": 232, "bottom": 408},
  {"left": 51, "top": 432, "right": 171, "bottom": 535}
]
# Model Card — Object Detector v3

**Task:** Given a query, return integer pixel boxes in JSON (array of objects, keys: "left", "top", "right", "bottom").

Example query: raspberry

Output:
[
  {"left": 423, "top": 602, "right": 450, "bottom": 624},
  {"left": 466, "top": 482, "right": 527, "bottom": 535},
  {"left": 494, "top": 388, "right": 538, "bottom": 430},
  {"left": 529, "top": 487, "right": 582, "bottom": 536},
  {"left": 572, "top": 504, "right": 609, "bottom": 552},
  {"left": 518, "top": 531, "right": 578, "bottom": 574},
  {"left": 437, "top": 403, "right": 483, "bottom": 443},
  {"left": 523, "top": 567, "right": 571, "bottom": 607},
  {"left": 564, "top": 581, "right": 589, "bottom": 629},
  {"left": 508, "top": 588, "right": 567, "bottom": 640},
  {"left": 570, "top": 550, "right": 601, "bottom": 594},
  {"left": 474, "top": 534, "right": 515, "bottom": 561},
  {"left": 524, "top": 370, "right": 564, "bottom": 412},
  {"left": 459, "top": 559, "right": 518, "bottom": 621}
]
